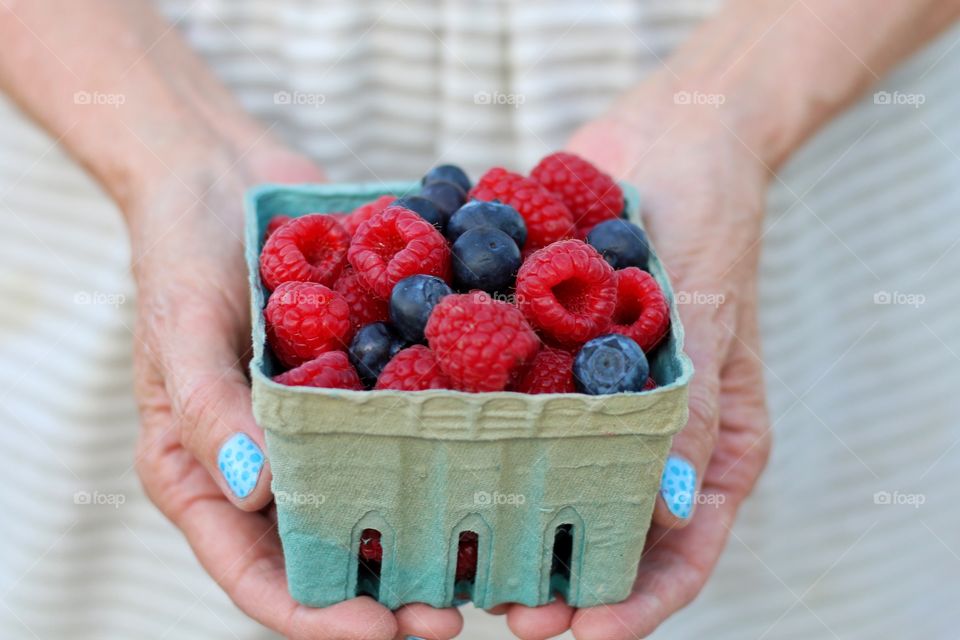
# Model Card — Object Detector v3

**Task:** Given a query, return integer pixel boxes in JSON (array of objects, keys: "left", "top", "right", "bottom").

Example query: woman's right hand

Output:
[{"left": 130, "top": 141, "right": 465, "bottom": 640}]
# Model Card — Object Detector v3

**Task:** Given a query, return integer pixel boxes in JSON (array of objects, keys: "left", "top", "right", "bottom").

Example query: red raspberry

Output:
[
  {"left": 342, "top": 194, "right": 396, "bottom": 236},
  {"left": 374, "top": 345, "right": 451, "bottom": 391},
  {"left": 515, "top": 240, "right": 617, "bottom": 345},
  {"left": 264, "top": 214, "right": 292, "bottom": 240},
  {"left": 359, "top": 528, "right": 382, "bottom": 563},
  {"left": 531, "top": 152, "right": 623, "bottom": 234},
  {"left": 643, "top": 376, "right": 658, "bottom": 391},
  {"left": 514, "top": 347, "right": 575, "bottom": 394},
  {"left": 610, "top": 267, "right": 670, "bottom": 352},
  {"left": 332, "top": 266, "right": 389, "bottom": 339},
  {"left": 455, "top": 531, "right": 479, "bottom": 582},
  {"left": 264, "top": 281, "right": 352, "bottom": 367},
  {"left": 272, "top": 351, "right": 362, "bottom": 390},
  {"left": 469, "top": 168, "right": 574, "bottom": 250},
  {"left": 425, "top": 292, "right": 540, "bottom": 392},
  {"left": 347, "top": 206, "right": 451, "bottom": 299},
  {"left": 259, "top": 214, "right": 349, "bottom": 290}
]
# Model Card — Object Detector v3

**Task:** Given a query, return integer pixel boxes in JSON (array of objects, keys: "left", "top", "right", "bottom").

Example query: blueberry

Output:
[
  {"left": 348, "top": 322, "right": 407, "bottom": 388},
  {"left": 573, "top": 334, "right": 649, "bottom": 395},
  {"left": 586, "top": 219, "right": 650, "bottom": 270},
  {"left": 447, "top": 200, "right": 527, "bottom": 248},
  {"left": 389, "top": 275, "right": 453, "bottom": 343},
  {"left": 392, "top": 195, "right": 444, "bottom": 231},
  {"left": 452, "top": 227, "right": 521, "bottom": 294},
  {"left": 420, "top": 180, "right": 467, "bottom": 218},
  {"left": 422, "top": 164, "right": 471, "bottom": 193}
]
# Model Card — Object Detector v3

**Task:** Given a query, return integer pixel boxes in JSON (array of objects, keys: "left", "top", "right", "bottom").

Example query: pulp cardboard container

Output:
[{"left": 245, "top": 181, "right": 693, "bottom": 610}]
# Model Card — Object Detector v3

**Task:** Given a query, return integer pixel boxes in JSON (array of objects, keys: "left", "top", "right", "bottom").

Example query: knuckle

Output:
[{"left": 177, "top": 376, "right": 227, "bottom": 450}]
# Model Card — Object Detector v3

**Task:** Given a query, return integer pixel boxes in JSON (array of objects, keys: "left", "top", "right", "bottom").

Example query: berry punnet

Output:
[
  {"left": 273, "top": 351, "right": 363, "bottom": 390},
  {"left": 341, "top": 194, "right": 396, "bottom": 236},
  {"left": 610, "top": 267, "right": 670, "bottom": 352},
  {"left": 389, "top": 274, "right": 453, "bottom": 344},
  {"left": 259, "top": 214, "right": 350, "bottom": 290},
  {"left": 586, "top": 219, "right": 650, "bottom": 270},
  {"left": 265, "top": 281, "right": 352, "bottom": 367},
  {"left": 425, "top": 291, "right": 540, "bottom": 392},
  {"left": 374, "top": 345, "right": 452, "bottom": 390},
  {"left": 348, "top": 322, "right": 408, "bottom": 388},
  {"left": 333, "top": 266, "right": 390, "bottom": 339},
  {"left": 469, "top": 168, "right": 574, "bottom": 250},
  {"left": 451, "top": 227, "right": 521, "bottom": 294},
  {"left": 531, "top": 151, "right": 623, "bottom": 234},
  {"left": 446, "top": 200, "right": 527, "bottom": 248},
  {"left": 514, "top": 347, "right": 576, "bottom": 394},
  {"left": 515, "top": 239, "right": 617, "bottom": 345},
  {"left": 347, "top": 205, "right": 451, "bottom": 299},
  {"left": 423, "top": 164, "right": 472, "bottom": 193},
  {"left": 573, "top": 334, "right": 649, "bottom": 395}
]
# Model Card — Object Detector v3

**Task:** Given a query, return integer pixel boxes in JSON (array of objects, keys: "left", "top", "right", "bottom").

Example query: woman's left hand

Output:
[{"left": 504, "top": 81, "right": 773, "bottom": 640}]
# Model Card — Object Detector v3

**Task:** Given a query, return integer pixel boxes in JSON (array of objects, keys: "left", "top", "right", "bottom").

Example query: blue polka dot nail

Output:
[
  {"left": 660, "top": 454, "right": 696, "bottom": 519},
  {"left": 217, "top": 433, "right": 265, "bottom": 499}
]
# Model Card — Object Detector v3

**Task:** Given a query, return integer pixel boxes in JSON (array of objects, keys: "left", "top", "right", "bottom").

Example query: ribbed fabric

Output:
[{"left": 2, "top": 1, "right": 959, "bottom": 638}]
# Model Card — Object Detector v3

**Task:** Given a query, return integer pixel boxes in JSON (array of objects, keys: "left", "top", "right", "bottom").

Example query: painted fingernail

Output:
[
  {"left": 660, "top": 454, "right": 696, "bottom": 519},
  {"left": 218, "top": 433, "right": 264, "bottom": 498},
  {"left": 405, "top": 637, "right": 426, "bottom": 640}
]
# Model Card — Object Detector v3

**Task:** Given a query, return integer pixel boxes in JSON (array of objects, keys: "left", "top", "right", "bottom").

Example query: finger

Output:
[
  {"left": 138, "top": 431, "right": 398, "bottom": 640},
  {"left": 506, "top": 597, "right": 575, "bottom": 640},
  {"left": 571, "top": 322, "right": 769, "bottom": 640},
  {"left": 707, "top": 291, "right": 771, "bottom": 504},
  {"left": 393, "top": 603, "right": 463, "bottom": 640},
  {"left": 652, "top": 294, "right": 733, "bottom": 529},
  {"left": 570, "top": 490, "right": 735, "bottom": 640},
  {"left": 159, "top": 298, "right": 274, "bottom": 511}
]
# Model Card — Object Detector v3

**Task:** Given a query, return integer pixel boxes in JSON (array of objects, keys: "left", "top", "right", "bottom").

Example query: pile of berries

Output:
[{"left": 259, "top": 152, "right": 670, "bottom": 395}]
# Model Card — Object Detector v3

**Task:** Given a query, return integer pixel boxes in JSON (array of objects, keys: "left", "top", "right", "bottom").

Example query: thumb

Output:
[
  {"left": 162, "top": 303, "right": 274, "bottom": 511},
  {"left": 653, "top": 294, "right": 732, "bottom": 528}
]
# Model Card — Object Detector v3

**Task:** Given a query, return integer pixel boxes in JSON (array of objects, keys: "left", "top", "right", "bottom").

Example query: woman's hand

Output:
[
  {"left": 129, "top": 143, "right": 464, "bottom": 640},
  {"left": 505, "top": 83, "right": 772, "bottom": 640}
]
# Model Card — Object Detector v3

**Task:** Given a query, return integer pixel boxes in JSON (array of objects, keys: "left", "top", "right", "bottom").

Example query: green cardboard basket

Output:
[{"left": 245, "top": 181, "right": 693, "bottom": 610}]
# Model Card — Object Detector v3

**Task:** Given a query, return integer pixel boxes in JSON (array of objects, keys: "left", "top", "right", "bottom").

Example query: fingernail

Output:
[
  {"left": 406, "top": 637, "right": 426, "bottom": 640},
  {"left": 218, "top": 433, "right": 264, "bottom": 498},
  {"left": 660, "top": 454, "right": 696, "bottom": 519}
]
